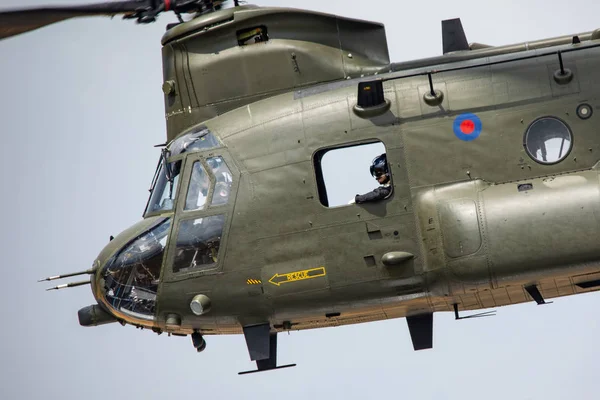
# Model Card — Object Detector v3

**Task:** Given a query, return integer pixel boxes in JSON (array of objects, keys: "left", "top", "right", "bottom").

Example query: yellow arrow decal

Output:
[{"left": 268, "top": 267, "right": 326, "bottom": 286}]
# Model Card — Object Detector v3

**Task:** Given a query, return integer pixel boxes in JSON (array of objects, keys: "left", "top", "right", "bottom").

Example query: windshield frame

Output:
[
  {"left": 143, "top": 126, "right": 223, "bottom": 218},
  {"left": 143, "top": 153, "right": 187, "bottom": 218},
  {"left": 159, "top": 149, "right": 239, "bottom": 282}
]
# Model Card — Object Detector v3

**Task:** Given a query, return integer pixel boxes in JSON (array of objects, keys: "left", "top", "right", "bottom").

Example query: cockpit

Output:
[
  {"left": 102, "top": 218, "right": 171, "bottom": 320},
  {"left": 97, "top": 126, "right": 234, "bottom": 323},
  {"left": 145, "top": 126, "right": 222, "bottom": 214}
]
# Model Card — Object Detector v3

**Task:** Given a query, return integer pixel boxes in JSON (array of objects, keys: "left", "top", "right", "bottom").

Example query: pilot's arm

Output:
[{"left": 355, "top": 185, "right": 392, "bottom": 204}]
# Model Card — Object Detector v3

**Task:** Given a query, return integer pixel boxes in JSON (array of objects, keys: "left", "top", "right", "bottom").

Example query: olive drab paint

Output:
[{"left": 11, "top": 3, "right": 600, "bottom": 372}]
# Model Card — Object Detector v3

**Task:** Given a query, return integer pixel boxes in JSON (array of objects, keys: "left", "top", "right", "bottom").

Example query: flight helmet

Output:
[{"left": 369, "top": 153, "right": 389, "bottom": 178}]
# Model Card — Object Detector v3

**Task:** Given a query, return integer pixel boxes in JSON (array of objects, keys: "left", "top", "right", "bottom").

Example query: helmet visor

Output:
[{"left": 370, "top": 165, "right": 387, "bottom": 177}]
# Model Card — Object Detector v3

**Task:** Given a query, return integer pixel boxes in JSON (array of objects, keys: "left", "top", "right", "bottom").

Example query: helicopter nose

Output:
[
  {"left": 38, "top": 263, "right": 120, "bottom": 326},
  {"left": 94, "top": 217, "right": 172, "bottom": 325}
]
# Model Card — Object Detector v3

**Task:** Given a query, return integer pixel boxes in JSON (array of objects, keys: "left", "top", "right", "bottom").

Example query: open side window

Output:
[{"left": 314, "top": 141, "right": 389, "bottom": 207}]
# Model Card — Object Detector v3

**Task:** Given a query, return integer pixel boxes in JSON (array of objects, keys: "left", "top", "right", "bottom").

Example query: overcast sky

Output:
[{"left": 2, "top": 1, "right": 600, "bottom": 399}]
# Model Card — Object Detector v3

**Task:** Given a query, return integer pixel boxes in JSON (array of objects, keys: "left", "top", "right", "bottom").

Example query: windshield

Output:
[
  {"left": 145, "top": 127, "right": 220, "bottom": 216},
  {"left": 145, "top": 159, "right": 182, "bottom": 214},
  {"left": 101, "top": 218, "right": 171, "bottom": 320}
]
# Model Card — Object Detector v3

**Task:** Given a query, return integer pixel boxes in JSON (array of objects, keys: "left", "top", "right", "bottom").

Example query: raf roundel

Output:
[{"left": 453, "top": 113, "right": 482, "bottom": 141}]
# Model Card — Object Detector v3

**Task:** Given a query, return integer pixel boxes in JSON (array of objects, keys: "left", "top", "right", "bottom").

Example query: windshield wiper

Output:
[
  {"left": 161, "top": 148, "right": 177, "bottom": 201},
  {"left": 161, "top": 148, "right": 173, "bottom": 182}
]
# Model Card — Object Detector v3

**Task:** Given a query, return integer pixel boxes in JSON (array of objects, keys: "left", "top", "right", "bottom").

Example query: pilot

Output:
[{"left": 354, "top": 154, "right": 392, "bottom": 204}]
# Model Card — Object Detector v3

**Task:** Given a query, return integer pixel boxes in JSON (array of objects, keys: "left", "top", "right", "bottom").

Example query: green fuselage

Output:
[{"left": 91, "top": 6, "right": 600, "bottom": 336}]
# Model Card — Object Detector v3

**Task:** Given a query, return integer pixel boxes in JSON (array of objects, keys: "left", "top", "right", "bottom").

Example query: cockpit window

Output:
[
  {"left": 102, "top": 218, "right": 171, "bottom": 320},
  {"left": 207, "top": 157, "right": 233, "bottom": 206},
  {"left": 145, "top": 127, "right": 222, "bottom": 216},
  {"left": 185, "top": 162, "right": 210, "bottom": 211},
  {"left": 173, "top": 215, "right": 225, "bottom": 273},
  {"left": 169, "top": 126, "right": 221, "bottom": 157},
  {"left": 145, "top": 160, "right": 182, "bottom": 214}
]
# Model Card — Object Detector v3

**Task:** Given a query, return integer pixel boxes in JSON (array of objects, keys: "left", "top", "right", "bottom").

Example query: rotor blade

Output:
[{"left": 0, "top": 1, "right": 146, "bottom": 40}]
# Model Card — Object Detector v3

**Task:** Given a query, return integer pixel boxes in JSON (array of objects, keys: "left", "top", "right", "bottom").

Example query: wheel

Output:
[
  {"left": 196, "top": 339, "right": 207, "bottom": 353},
  {"left": 191, "top": 331, "right": 206, "bottom": 352}
]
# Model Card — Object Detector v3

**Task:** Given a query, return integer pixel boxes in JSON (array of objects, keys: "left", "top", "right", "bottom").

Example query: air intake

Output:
[{"left": 353, "top": 80, "right": 391, "bottom": 118}]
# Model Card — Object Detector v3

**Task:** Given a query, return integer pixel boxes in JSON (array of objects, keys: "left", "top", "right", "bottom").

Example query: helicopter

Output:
[{"left": 4, "top": 0, "right": 600, "bottom": 377}]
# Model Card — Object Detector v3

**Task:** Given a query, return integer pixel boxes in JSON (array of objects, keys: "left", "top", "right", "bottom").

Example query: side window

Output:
[
  {"left": 173, "top": 215, "right": 225, "bottom": 273},
  {"left": 207, "top": 157, "right": 233, "bottom": 206},
  {"left": 185, "top": 162, "right": 210, "bottom": 211},
  {"left": 314, "top": 141, "right": 388, "bottom": 207},
  {"left": 524, "top": 117, "right": 572, "bottom": 165}
]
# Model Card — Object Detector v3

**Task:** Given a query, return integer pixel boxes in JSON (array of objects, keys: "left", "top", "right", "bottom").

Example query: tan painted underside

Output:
[{"left": 199, "top": 271, "right": 600, "bottom": 335}]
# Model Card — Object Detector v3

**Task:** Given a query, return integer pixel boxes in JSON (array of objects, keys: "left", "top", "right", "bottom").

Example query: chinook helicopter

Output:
[{"left": 4, "top": 0, "right": 600, "bottom": 376}]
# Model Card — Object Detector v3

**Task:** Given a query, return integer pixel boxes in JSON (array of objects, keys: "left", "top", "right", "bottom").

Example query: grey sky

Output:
[{"left": 2, "top": 0, "right": 600, "bottom": 399}]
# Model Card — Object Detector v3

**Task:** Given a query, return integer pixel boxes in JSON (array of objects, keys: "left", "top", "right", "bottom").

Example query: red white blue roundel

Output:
[{"left": 453, "top": 113, "right": 482, "bottom": 141}]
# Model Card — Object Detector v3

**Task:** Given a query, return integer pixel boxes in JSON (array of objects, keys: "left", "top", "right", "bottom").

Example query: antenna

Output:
[
  {"left": 38, "top": 268, "right": 94, "bottom": 282},
  {"left": 46, "top": 280, "right": 91, "bottom": 291},
  {"left": 453, "top": 303, "right": 496, "bottom": 320},
  {"left": 39, "top": 268, "right": 95, "bottom": 291}
]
